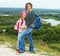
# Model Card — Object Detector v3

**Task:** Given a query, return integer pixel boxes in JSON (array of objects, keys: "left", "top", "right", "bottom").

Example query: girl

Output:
[{"left": 16, "top": 10, "right": 27, "bottom": 53}]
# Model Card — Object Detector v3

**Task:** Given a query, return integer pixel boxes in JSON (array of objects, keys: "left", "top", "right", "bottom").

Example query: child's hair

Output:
[
  {"left": 25, "top": 2, "right": 33, "bottom": 10},
  {"left": 20, "top": 10, "right": 26, "bottom": 16}
]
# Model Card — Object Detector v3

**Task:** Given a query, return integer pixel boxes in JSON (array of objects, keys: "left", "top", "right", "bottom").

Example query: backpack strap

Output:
[
  {"left": 18, "top": 19, "right": 23, "bottom": 27},
  {"left": 21, "top": 19, "right": 23, "bottom": 25}
]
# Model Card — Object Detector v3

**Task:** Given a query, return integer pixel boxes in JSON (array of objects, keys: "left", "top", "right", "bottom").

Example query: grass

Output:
[
  {"left": 0, "top": 33, "right": 17, "bottom": 44},
  {"left": 48, "top": 43, "right": 60, "bottom": 52}
]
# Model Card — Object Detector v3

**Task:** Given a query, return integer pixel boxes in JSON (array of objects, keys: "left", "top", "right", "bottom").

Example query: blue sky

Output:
[{"left": 0, "top": 0, "right": 60, "bottom": 9}]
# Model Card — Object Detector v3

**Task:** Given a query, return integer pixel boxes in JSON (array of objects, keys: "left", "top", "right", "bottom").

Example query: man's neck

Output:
[{"left": 27, "top": 9, "right": 32, "bottom": 12}]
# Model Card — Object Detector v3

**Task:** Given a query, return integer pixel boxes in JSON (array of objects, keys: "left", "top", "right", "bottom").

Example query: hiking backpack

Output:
[{"left": 34, "top": 15, "right": 41, "bottom": 29}]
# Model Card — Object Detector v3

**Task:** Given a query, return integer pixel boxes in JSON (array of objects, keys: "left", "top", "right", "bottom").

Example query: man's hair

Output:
[{"left": 25, "top": 2, "right": 33, "bottom": 10}]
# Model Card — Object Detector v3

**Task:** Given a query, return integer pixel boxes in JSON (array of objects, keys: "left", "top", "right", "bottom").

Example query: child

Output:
[
  {"left": 18, "top": 10, "right": 27, "bottom": 32},
  {"left": 16, "top": 10, "right": 27, "bottom": 53}
]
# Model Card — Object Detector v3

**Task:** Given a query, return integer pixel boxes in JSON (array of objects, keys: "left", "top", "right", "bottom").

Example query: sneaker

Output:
[
  {"left": 16, "top": 49, "right": 25, "bottom": 53},
  {"left": 16, "top": 49, "right": 20, "bottom": 53},
  {"left": 29, "top": 50, "right": 35, "bottom": 53}
]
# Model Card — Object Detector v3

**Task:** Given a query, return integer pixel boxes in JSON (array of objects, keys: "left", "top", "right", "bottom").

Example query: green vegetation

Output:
[
  {"left": 41, "top": 15, "right": 60, "bottom": 21},
  {"left": 0, "top": 21, "right": 60, "bottom": 52}
]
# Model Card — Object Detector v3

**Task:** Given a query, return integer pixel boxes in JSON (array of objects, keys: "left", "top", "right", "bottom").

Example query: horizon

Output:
[{"left": 0, "top": 7, "right": 60, "bottom": 10}]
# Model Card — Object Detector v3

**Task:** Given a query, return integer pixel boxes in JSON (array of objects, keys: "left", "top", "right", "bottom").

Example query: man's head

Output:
[{"left": 25, "top": 2, "right": 33, "bottom": 11}]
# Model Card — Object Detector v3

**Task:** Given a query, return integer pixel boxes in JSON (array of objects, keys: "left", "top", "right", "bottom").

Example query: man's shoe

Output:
[{"left": 29, "top": 50, "right": 35, "bottom": 53}]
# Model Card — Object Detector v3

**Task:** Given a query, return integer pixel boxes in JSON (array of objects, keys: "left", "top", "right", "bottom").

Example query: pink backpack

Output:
[{"left": 14, "top": 19, "right": 23, "bottom": 31}]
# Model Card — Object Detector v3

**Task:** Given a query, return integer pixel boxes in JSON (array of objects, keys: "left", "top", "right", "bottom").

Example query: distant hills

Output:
[{"left": 0, "top": 7, "right": 60, "bottom": 13}]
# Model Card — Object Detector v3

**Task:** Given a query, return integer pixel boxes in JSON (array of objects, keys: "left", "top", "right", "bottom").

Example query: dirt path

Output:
[{"left": 0, "top": 42, "right": 53, "bottom": 56}]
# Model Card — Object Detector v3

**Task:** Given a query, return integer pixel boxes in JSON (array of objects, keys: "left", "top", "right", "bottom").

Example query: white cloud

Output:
[{"left": 0, "top": 0, "right": 60, "bottom": 9}]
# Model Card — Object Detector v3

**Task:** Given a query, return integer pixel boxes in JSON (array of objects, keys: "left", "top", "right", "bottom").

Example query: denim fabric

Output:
[{"left": 17, "top": 27, "right": 34, "bottom": 51}]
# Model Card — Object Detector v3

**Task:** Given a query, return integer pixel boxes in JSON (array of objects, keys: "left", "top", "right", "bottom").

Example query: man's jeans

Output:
[{"left": 17, "top": 27, "right": 34, "bottom": 51}]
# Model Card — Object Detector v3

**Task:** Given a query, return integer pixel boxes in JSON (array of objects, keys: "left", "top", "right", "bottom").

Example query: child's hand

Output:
[
  {"left": 21, "top": 25, "right": 27, "bottom": 29},
  {"left": 23, "top": 25, "right": 27, "bottom": 28},
  {"left": 24, "top": 25, "right": 27, "bottom": 28}
]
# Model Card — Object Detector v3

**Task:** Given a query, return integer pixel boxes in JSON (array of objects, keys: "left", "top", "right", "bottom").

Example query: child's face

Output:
[
  {"left": 21, "top": 13, "right": 26, "bottom": 19},
  {"left": 27, "top": 4, "right": 32, "bottom": 11}
]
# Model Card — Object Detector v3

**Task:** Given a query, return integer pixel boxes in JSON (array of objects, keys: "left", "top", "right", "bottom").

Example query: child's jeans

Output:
[{"left": 17, "top": 27, "right": 34, "bottom": 51}]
